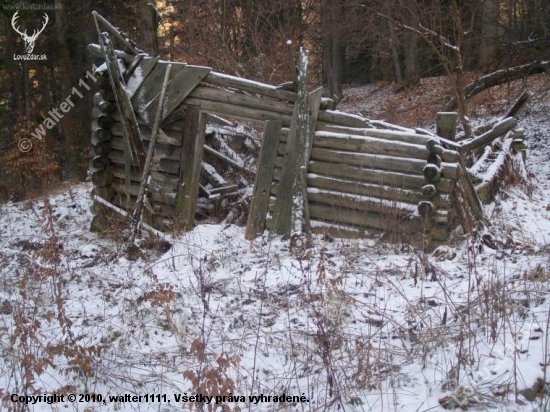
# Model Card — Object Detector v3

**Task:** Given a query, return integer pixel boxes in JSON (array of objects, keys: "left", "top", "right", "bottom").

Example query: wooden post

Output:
[
  {"left": 129, "top": 63, "right": 172, "bottom": 243},
  {"left": 436, "top": 112, "right": 458, "bottom": 141},
  {"left": 245, "top": 120, "right": 282, "bottom": 240},
  {"left": 175, "top": 105, "right": 206, "bottom": 231},
  {"left": 273, "top": 47, "right": 309, "bottom": 236}
]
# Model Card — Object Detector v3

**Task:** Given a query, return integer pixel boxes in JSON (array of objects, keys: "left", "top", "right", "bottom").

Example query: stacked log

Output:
[
  {"left": 90, "top": 63, "right": 120, "bottom": 232},
  {"left": 264, "top": 127, "right": 458, "bottom": 242}
]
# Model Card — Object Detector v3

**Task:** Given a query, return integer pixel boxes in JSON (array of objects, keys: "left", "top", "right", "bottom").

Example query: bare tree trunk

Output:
[
  {"left": 322, "top": 0, "right": 343, "bottom": 104},
  {"left": 403, "top": 30, "right": 419, "bottom": 85},
  {"left": 139, "top": 1, "right": 159, "bottom": 56},
  {"left": 479, "top": 0, "right": 499, "bottom": 67},
  {"left": 384, "top": 5, "right": 403, "bottom": 83}
]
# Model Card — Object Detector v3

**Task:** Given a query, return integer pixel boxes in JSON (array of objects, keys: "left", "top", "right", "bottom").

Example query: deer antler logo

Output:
[{"left": 12, "top": 11, "right": 49, "bottom": 54}]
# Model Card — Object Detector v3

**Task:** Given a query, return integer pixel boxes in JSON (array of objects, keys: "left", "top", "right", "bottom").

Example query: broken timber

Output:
[{"left": 88, "top": 14, "right": 526, "bottom": 248}]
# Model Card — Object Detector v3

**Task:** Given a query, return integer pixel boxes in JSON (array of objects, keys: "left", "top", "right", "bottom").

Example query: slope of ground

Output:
[{"left": 1, "top": 74, "right": 550, "bottom": 411}]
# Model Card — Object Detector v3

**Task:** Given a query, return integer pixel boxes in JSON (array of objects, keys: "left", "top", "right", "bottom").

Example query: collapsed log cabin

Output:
[{"left": 88, "top": 14, "right": 527, "bottom": 249}]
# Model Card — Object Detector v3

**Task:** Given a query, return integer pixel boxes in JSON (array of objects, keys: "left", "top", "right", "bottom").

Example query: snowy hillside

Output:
[{"left": 1, "top": 78, "right": 550, "bottom": 411}]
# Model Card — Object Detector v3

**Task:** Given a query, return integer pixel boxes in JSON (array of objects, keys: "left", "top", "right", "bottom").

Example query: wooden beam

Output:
[
  {"left": 144, "top": 65, "right": 211, "bottom": 126},
  {"left": 203, "top": 72, "right": 297, "bottom": 102},
  {"left": 436, "top": 112, "right": 458, "bottom": 141},
  {"left": 245, "top": 120, "right": 282, "bottom": 240},
  {"left": 175, "top": 105, "right": 207, "bottom": 230},
  {"left": 92, "top": 12, "right": 140, "bottom": 55},
  {"left": 459, "top": 117, "right": 517, "bottom": 153}
]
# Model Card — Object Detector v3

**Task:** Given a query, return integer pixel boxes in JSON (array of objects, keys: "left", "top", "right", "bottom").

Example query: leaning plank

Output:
[
  {"left": 88, "top": 43, "right": 134, "bottom": 64},
  {"left": 92, "top": 12, "right": 139, "bottom": 55},
  {"left": 125, "top": 56, "right": 159, "bottom": 99},
  {"left": 203, "top": 72, "right": 297, "bottom": 102},
  {"left": 245, "top": 120, "right": 283, "bottom": 240},
  {"left": 203, "top": 145, "right": 248, "bottom": 172},
  {"left": 144, "top": 65, "right": 211, "bottom": 126},
  {"left": 175, "top": 105, "right": 207, "bottom": 230},
  {"left": 314, "top": 131, "right": 429, "bottom": 160},
  {"left": 459, "top": 117, "right": 517, "bottom": 153},
  {"left": 129, "top": 63, "right": 172, "bottom": 243},
  {"left": 131, "top": 62, "right": 186, "bottom": 121},
  {"left": 95, "top": 29, "right": 145, "bottom": 209}
]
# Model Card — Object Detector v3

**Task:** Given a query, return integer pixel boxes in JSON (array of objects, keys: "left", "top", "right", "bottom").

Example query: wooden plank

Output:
[
  {"left": 92, "top": 12, "right": 139, "bottom": 55},
  {"left": 175, "top": 105, "right": 207, "bottom": 230},
  {"left": 436, "top": 112, "right": 458, "bottom": 141},
  {"left": 302, "top": 87, "right": 324, "bottom": 238},
  {"left": 125, "top": 56, "right": 159, "bottom": 99},
  {"left": 308, "top": 203, "right": 402, "bottom": 231},
  {"left": 203, "top": 72, "right": 297, "bottom": 102},
  {"left": 308, "top": 148, "right": 459, "bottom": 180},
  {"left": 314, "top": 131, "right": 429, "bottom": 160},
  {"left": 307, "top": 188, "right": 417, "bottom": 216},
  {"left": 95, "top": 31, "right": 145, "bottom": 209},
  {"left": 111, "top": 136, "right": 181, "bottom": 161},
  {"left": 245, "top": 120, "right": 283, "bottom": 240},
  {"left": 459, "top": 117, "right": 517, "bottom": 153},
  {"left": 183, "top": 97, "right": 292, "bottom": 126},
  {"left": 317, "top": 110, "right": 369, "bottom": 128},
  {"left": 131, "top": 62, "right": 186, "bottom": 121},
  {"left": 304, "top": 174, "right": 451, "bottom": 207},
  {"left": 109, "top": 164, "right": 179, "bottom": 188},
  {"left": 272, "top": 49, "right": 309, "bottom": 236},
  {"left": 188, "top": 86, "right": 294, "bottom": 116},
  {"left": 301, "top": 161, "right": 454, "bottom": 193},
  {"left": 108, "top": 150, "right": 180, "bottom": 176},
  {"left": 316, "top": 122, "right": 432, "bottom": 146},
  {"left": 144, "top": 65, "right": 211, "bottom": 126},
  {"left": 112, "top": 182, "right": 177, "bottom": 206},
  {"left": 111, "top": 122, "right": 182, "bottom": 146}
]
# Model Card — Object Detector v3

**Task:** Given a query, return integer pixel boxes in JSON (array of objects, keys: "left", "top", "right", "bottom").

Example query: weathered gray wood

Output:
[
  {"left": 92, "top": 170, "right": 114, "bottom": 187},
  {"left": 93, "top": 141, "right": 112, "bottom": 156},
  {"left": 144, "top": 65, "right": 211, "bottom": 127},
  {"left": 436, "top": 112, "right": 458, "bottom": 141},
  {"left": 314, "top": 131, "right": 429, "bottom": 160},
  {"left": 189, "top": 86, "right": 294, "bottom": 116},
  {"left": 317, "top": 111, "right": 369, "bottom": 128},
  {"left": 203, "top": 145, "right": 248, "bottom": 172},
  {"left": 131, "top": 62, "right": 186, "bottom": 120},
  {"left": 287, "top": 40, "right": 298, "bottom": 85},
  {"left": 110, "top": 137, "right": 180, "bottom": 160},
  {"left": 503, "top": 91, "right": 531, "bottom": 119},
  {"left": 203, "top": 72, "right": 297, "bottom": 102},
  {"left": 245, "top": 120, "right": 282, "bottom": 240},
  {"left": 302, "top": 174, "right": 450, "bottom": 207},
  {"left": 112, "top": 182, "right": 176, "bottom": 206},
  {"left": 423, "top": 164, "right": 441, "bottom": 182},
  {"left": 422, "top": 184, "right": 438, "bottom": 198},
  {"left": 122, "top": 54, "right": 144, "bottom": 83},
  {"left": 183, "top": 97, "right": 292, "bottom": 126},
  {"left": 92, "top": 156, "right": 112, "bottom": 169},
  {"left": 427, "top": 153, "right": 442, "bottom": 167},
  {"left": 308, "top": 148, "right": 459, "bottom": 179},
  {"left": 418, "top": 201, "right": 436, "bottom": 217},
  {"left": 308, "top": 188, "right": 417, "bottom": 216},
  {"left": 272, "top": 48, "right": 310, "bottom": 236},
  {"left": 125, "top": 56, "right": 159, "bottom": 99},
  {"left": 308, "top": 203, "right": 402, "bottom": 231},
  {"left": 302, "top": 87, "right": 324, "bottom": 238},
  {"left": 91, "top": 186, "right": 116, "bottom": 202},
  {"left": 88, "top": 43, "right": 134, "bottom": 63},
  {"left": 130, "top": 63, "right": 173, "bottom": 242},
  {"left": 92, "top": 12, "right": 139, "bottom": 55},
  {"left": 111, "top": 122, "right": 182, "bottom": 146},
  {"left": 175, "top": 105, "right": 206, "bottom": 230},
  {"left": 108, "top": 150, "right": 180, "bottom": 176},
  {"left": 92, "top": 127, "right": 111, "bottom": 143},
  {"left": 304, "top": 161, "right": 454, "bottom": 193},
  {"left": 459, "top": 117, "right": 517, "bottom": 153},
  {"left": 430, "top": 144, "right": 459, "bottom": 163},
  {"left": 317, "top": 122, "right": 434, "bottom": 146},
  {"left": 454, "top": 161, "right": 487, "bottom": 231},
  {"left": 109, "top": 164, "right": 179, "bottom": 188}
]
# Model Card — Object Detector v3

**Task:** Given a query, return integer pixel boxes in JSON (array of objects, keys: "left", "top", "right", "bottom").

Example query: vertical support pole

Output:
[
  {"left": 436, "top": 112, "right": 458, "bottom": 141},
  {"left": 175, "top": 105, "right": 206, "bottom": 231},
  {"left": 245, "top": 120, "right": 282, "bottom": 240},
  {"left": 273, "top": 47, "right": 309, "bottom": 236}
]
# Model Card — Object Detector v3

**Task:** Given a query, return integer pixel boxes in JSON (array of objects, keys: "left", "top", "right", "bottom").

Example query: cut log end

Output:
[
  {"left": 423, "top": 164, "right": 441, "bottom": 183},
  {"left": 418, "top": 201, "right": 435, "bottom": 218}
]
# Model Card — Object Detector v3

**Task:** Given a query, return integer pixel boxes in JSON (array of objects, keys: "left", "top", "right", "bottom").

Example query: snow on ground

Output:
[{"left": 1, "top": 79, "right": 550, "bottom": 412}]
